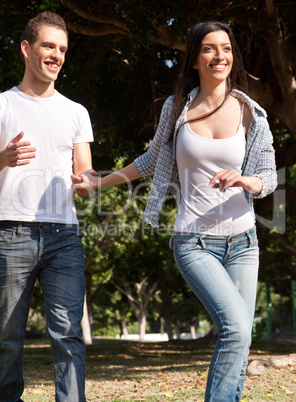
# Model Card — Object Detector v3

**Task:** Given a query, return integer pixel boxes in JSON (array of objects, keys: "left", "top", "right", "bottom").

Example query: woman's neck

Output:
[{"left": 197, "top": 81, "right": 229, "bottom": 108}]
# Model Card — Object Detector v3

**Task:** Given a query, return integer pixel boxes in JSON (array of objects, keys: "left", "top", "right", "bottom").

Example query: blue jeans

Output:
[
  {"left": 172, "top": 227, "right": 259, "bottom": 402},
  {"left": 0, "top": 221, "right": 86, "bottom": 402}
]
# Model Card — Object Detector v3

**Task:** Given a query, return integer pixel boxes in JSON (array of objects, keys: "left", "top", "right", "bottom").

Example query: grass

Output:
[{"left": 22, "top": 337, "right": 296, "bottom": 401}]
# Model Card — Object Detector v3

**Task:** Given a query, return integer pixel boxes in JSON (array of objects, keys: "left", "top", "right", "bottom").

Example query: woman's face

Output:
[{"left": 193, "top": 30, "right": 233, "bottom": 85}]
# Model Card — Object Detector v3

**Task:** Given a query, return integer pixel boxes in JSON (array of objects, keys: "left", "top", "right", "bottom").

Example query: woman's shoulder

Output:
[
  {"left": 231, "top": 89, "right": 267, "bottom": 118},
  {"left": 163, "top": 95, "right": 175, "bottom": 109}
]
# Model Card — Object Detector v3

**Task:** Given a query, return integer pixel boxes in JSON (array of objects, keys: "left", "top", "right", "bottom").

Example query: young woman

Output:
[{"left": 72, "top": 22, "right": 277, "bottom": 401}]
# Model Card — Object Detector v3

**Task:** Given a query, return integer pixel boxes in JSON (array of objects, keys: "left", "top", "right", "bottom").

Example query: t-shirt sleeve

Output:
[{"left": 74, "top": 104, "right": 94, "bottom": 144}]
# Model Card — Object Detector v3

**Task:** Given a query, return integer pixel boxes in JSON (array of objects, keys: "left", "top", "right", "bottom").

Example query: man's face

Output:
[{"left": 24, "top": 25, "right": 68, "bottom": 84}]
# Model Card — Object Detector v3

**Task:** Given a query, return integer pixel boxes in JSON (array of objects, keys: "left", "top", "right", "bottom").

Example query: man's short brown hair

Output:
[{"left": 21, "top": 11, "right": 68, "bottom": 45}]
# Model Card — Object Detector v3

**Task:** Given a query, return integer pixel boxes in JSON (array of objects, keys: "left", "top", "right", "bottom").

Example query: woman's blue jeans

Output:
[
  {"left": 172, "top": 227, "right": 259, "bottom": 402},
  {"left": 0, "top": 221, "right": 86, "bottom": 402}
]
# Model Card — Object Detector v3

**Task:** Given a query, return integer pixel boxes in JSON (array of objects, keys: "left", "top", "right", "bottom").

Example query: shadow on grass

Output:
[{"left": 23, "top": 336, "right": 296, "bottom": 384}]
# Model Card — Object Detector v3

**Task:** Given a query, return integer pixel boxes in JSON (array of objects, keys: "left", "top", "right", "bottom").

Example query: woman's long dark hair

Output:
[{"left": 170, "top": 21, "right": 248, "bottom": 140}]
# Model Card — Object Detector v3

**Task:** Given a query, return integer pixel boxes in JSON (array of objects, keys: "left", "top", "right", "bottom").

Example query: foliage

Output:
[{"left": 1, "top": 0, "right": 296, "bottom": 335}]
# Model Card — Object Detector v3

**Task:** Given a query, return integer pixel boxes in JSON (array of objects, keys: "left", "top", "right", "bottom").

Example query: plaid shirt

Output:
[{"left": 134, "top": 87, "right": 277, "bottom": 227}]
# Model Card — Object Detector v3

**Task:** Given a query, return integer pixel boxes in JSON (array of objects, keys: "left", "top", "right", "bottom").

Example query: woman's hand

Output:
[
  {"left": 71, "top": 169, "right": 100, "bottom": 196},
  {"left": 209, "top": 169, "right": 263, "bottom": 195}
]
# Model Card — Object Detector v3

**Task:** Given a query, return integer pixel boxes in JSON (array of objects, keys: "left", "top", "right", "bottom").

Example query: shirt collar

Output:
[{"left": 187, "top": 87, "right": 266, "bottom": 118}]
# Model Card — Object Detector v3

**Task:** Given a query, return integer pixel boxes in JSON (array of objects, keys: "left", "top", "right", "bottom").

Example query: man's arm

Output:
[
  {"left": 0, "top": 131, "right": 36, "bottom": 171},
  {"left": 72, "top": 142, "right": 93, "bottom": 196}
]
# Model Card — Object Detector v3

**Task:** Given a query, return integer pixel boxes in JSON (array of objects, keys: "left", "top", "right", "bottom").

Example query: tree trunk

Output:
[
  {"left": 190, "top": 324, "right": 196, "bottom": 340},
  {"left": 115, "top": 279, "right": 158, "bottom": 343},
  {"left": 120, "top": 319, "right": 128, "bottom": 339},
  {"left": 160, "top": 294, "right": 174, "bottom": 340},
  {"left": 203, "top": 324, "right": 218, "bottom": 344},
  {"left": 81, "top": 296, "right": 92, "bottom": 345},
  {"left": 139, "top": 314, "right": 146, "bottom": 342},
  {"left": 174, "top": 323, "right": 181, "bottom": 340},
  {"left": 163, "top": 315, "right": 174, "bottom": 341}
]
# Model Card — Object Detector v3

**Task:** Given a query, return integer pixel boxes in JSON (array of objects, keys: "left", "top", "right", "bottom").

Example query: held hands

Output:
[
  {"left": 209, "top": 169, "right": 263, "bottom": 195},
  {"left": 0, "top": 131, "right": 36, "bottom": 169},
  {"left": 71, "top": 169, "right": 100, "bottom": 196}
]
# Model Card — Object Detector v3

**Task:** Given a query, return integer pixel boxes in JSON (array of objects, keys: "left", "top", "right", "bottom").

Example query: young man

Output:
[{"left": 0, "top": 11, "right": 93, "bottom": 402}]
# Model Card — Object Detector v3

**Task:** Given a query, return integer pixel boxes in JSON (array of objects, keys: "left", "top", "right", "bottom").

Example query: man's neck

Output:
[{"left": 17, "top": 79, "right": 55, "bottom": 98}]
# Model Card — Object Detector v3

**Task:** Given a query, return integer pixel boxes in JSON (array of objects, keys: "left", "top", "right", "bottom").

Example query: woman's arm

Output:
[
  {"left": 250, "top": 132, "right": 277, "bottom": 199},
  {"left": 72, "top": 96, "right": 175, "bottom": 195},
  {"left": 71, "top": 162, "right": 141, "bottom": 193}
]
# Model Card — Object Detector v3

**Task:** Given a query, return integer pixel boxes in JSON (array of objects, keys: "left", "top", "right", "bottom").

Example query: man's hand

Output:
[
  {"left": 71, "top": 169, "right": 99, "bottom": 196},
  {"left": 0, "top": 131, "right": 36, "bottom": 170}
]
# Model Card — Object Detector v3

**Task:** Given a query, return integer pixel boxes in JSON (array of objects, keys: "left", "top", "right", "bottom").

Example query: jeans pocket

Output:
[
  {"left": 55, "top": 225, "right": 82, "bottom": 240},
  {"left": 247, "top": 227, "right": 258, "bottom": 247},
  {"left": 173, "top": 240, "right": 202, "bottom": 258},
  {"left": 0, "top": 228, "right": 16, "bottom": 244}
]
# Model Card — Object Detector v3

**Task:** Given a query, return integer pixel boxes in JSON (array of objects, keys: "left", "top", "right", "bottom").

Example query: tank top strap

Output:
[{"left": 240, "top": 102, "right": 245, "bottom": 125}]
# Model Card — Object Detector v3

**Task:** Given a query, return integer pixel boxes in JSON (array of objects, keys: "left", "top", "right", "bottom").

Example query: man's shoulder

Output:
[
  {"left": 0, "top": 87, "right": 18, "bottom": 113},
  {"left": 54, "top": 91, "right": 89, "bottom": 118},
  {"left": 0, "top": 87, "right": 17, "bottom": 100},
  {"left": 55, "top": 91, "right": 86, "bottom": 109}
]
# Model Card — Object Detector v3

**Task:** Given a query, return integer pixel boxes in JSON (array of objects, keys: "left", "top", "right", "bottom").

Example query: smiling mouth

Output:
[
  {"left": 45, "top": 61, "right": 59, "bottom": 71},
  {"left": 210, "top": 64, "right": 226, "bottom": 70}
]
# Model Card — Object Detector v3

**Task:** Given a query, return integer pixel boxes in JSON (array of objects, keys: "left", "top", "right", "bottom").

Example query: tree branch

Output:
[
  {"left": 273, "top": 233, "right": 296, "bottom": 255},
  {"left": 143, "top": 282, "right": 158, "bottom": 310},
  {"left": 114, "top": 283, "right": 140, "bottom": 318},
  {"left": 262, "top": 0, "right": 296, "bottom": 98},
  {"left": 66, "top": 20, "right": 126, "bottom": 36},
  {"left": 246, "top": 73, "right": 275, "bottom": 107},
  {"left": 63, "top": 1, "right": 128, "bottom": 30},
  {"left": 265, "top": 0, "right": 275, "bottom": 16},
  {"left": 153, "top": 24, "right": 186, "bottom": 51}
]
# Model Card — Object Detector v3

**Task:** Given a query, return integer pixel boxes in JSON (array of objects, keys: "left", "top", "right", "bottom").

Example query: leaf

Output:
[
  {"left": 164, "top": 391, "right": 173, "bottom": 397},
  {"left": 95, "top": 354, "right": 103, "bottom": 360}
]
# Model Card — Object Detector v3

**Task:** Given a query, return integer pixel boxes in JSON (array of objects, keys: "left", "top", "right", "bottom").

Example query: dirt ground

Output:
[{"left": 22, "top": 337, "right": 296, "bottom": 401}]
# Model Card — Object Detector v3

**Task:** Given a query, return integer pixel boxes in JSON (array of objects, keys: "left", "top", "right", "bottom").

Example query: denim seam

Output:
[{"left": 205, "top": 305, "right": 227, "bottom": 400}]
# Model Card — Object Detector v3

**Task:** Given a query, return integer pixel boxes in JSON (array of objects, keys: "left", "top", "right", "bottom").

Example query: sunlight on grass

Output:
[{"left": 22, "top": 338, "right": 296, "bottom": 401}]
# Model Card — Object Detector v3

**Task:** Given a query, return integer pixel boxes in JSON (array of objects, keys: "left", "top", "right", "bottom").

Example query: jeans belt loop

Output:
[
  {"left": 16, "top": 224, "right": 22, "bottom": 237},
  {"left": 246, "top": 230, "right": 252, "bottom": 247},
  {"left": 200, "top": 235, "right": 206, "bottom": 249}
]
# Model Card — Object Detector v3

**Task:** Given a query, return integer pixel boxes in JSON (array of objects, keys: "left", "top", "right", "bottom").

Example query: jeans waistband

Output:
[
  {"left": 0, "top": 221, "right": 79, "bottom": 233},
  {"left": 170, "top": 226, "right": 257, "bottom": 249},
  {"left": 0, "top": 221, "right": 77, "bottom": 227}
]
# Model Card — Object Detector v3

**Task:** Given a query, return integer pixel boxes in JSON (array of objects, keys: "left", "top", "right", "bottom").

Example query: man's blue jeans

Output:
[
  {"left": 0, "top": 221, "right": 86, "bottom": 402},
  {"left": 172, "top": 227, "right": 259, "bottom": 402}
]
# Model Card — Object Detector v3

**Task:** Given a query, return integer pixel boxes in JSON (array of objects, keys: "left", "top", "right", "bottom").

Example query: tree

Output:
[
  {"left": 1, "top": 0, "right": 296, "bottom": 336},
  {"left": 60, "top": 1, "right": 296, "bottom": 134},
  {"left": 115, "top": 278, "right": 158, "bottom": 342},
  {"left": 3, "top": 0, "right": 292, "bottom": 224}
]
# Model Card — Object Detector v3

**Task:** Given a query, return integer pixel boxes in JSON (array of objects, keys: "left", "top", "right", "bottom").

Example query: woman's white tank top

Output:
[{"left": 174, "top": 103, "right": 255, "bottom": 235}]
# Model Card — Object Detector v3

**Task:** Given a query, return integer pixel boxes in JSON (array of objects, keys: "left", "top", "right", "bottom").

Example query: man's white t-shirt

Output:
[{"left": 0, "top": 87, "right": 93, "bottom": 224}]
